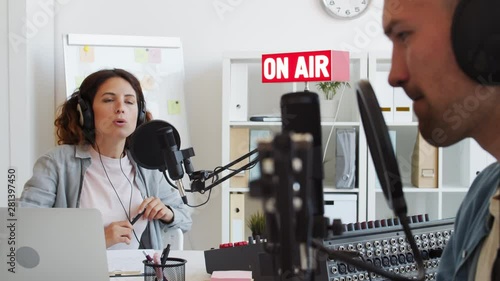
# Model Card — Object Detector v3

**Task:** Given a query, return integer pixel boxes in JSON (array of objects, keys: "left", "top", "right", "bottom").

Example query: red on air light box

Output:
[{"left": 261, "top": 50, "right": 350, "bottom": 83}]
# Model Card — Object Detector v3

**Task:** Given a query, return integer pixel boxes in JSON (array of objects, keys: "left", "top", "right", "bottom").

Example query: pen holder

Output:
[{"left": 143, "top": 258, "right": 187, "bottom": 281}]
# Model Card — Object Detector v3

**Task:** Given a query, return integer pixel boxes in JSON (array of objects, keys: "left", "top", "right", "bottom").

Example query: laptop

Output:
[{"left": 0, "top": 207, "right": 109, "bottom": 281}]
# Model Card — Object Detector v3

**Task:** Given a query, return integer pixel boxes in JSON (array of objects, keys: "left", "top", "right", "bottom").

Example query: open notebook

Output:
[{"left": 0, "top": 207, "right": 109, "bottom": 281}]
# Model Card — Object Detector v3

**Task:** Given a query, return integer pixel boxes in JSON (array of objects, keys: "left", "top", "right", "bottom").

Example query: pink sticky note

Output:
[
  {"left": 210, "top": 270, "right": 252, "bottom": 281},
  {"left": 148, "top": 48, "right": 162, "bottom": 63}
]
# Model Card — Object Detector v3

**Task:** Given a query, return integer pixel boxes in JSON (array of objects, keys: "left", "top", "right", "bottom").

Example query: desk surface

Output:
[{"left": 108, "top": 250, "right": 210, "bottom": 281}]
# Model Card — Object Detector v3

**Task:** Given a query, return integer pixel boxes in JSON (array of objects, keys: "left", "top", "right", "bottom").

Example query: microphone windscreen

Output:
[
  {"left": 129, "top": 120, "right": 181, "bottom": 171},
  {"left": 280, "top": 91, "right": 324, "bottom": 216},
  {"left": 355, "top": 80, "right": 406, "bottom": 216}
]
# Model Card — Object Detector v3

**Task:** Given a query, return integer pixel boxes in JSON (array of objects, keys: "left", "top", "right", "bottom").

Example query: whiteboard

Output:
[{"left": 63, "top": 33, "right": 191, "bottom": 148}]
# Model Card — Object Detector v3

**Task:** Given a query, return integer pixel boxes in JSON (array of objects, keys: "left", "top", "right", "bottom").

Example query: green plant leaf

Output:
[
  {"left": 316, "top": 82, "right": 350, "bottom": 100},
  {"left": 246, "top": 211, "right": 266, "bottom": 236}
]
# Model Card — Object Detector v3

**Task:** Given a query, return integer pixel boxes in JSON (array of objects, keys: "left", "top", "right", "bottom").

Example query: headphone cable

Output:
[{"left": 96, "top": 143, "right": 143, "bottom": 248}]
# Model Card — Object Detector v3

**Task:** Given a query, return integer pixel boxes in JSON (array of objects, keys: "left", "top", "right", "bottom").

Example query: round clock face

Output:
[{"left": 322, "top": 0, "right": 371, "bottom": 19}]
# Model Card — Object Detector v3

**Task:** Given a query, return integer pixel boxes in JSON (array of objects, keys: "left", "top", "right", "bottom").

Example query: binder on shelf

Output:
[
  {"left": 335, "top": 129, "right": 357, "bottom": 189},
  {"left": 393, "top": 87, "right": 413, "bottom": 123},
  {"left": 371, "top": 71, "right": 394, "bottom": 123},
  {"left": 411, "top": 133, "right": 438, "bottom": 188},
  {"left": 230, "top": 193, "right": 245, "bottom": 242},
  {"left": 230, "top": 128, "right": 250, "bottom": 188},
  {"left": 249, "top": 129, "right": 272, "bottom": 182},
  {"left": 229, "top": 64, "right": 249, "bottom": 121}
]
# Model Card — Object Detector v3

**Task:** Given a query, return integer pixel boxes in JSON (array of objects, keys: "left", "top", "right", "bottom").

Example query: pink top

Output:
[{"left": 80, "top": 147, "right": 147, "bottom": 249}]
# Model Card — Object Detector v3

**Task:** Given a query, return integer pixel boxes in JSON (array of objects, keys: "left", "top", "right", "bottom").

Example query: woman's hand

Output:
[
  {"left": 104, "top": 220, "right": 133, "bottom": 248},
  {"left": 137, "top": 196, "right": 174, "bottom": 224}
]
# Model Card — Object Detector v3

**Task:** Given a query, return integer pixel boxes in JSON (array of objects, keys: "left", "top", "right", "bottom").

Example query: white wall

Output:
[
  {"left": 0, "top": 0, "right": 9, "bottom": 207},
  {"left": 2, "top": 0, "right": 56, "bottom": 206},
  {"left": 8, "top": 0, "right": 32, "bottom": 199},
  {"left": 8, "top": 0, "right": 392, "bottom": 249},
  {"left": 26, "top": 0, "right": 55, "bottom": 157}
]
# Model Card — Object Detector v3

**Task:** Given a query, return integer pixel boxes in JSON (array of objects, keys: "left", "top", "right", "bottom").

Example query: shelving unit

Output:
[
  {"left": 221, "top": 52, "right": 495, "bottom": 242},
  {"left": 220, "top": 51, "right": 495, "bottom": 243},
  {"left": 221, "top": 51, "right": 369, "bottom": 243},
  {"left": 365, "top": 52, "right": 496, "bottom": 221}
]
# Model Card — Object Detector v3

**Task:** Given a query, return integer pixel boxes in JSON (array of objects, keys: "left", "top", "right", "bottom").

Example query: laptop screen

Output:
[{"left": 0, "top": 207, "right": 109, "bottom": 281}]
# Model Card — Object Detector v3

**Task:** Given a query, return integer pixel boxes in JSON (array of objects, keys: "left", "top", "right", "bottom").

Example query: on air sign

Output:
[{"left": 262, "top": 50, "right": 350, "bottom": 83}]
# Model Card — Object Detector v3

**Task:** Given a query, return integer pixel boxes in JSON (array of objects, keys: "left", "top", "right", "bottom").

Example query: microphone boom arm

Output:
[{"left": 188, "top": 148, "right": 259, "bottom": 193}]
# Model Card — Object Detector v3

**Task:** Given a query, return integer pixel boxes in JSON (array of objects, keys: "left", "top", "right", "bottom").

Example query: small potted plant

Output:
[
  {"left": 246, "top": 211, "right": 266, "bottom": 239},
  {"left": 316, "top": 81, "right": 350, "bottom": 100},
  {"left": 316, "top": 81, "right": 350, "bottom": 120}
]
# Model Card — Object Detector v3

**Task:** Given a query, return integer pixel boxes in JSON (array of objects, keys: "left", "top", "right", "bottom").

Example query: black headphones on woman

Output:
[
  {"left": 452, "top": 0, "right": 500, "bottom": 85},
  {"left": 77, "top": 94, "right": 146, "bottom": 135}
]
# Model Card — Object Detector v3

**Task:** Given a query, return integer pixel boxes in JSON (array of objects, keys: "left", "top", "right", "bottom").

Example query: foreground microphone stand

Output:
[
  {"left": 249, "top": 132, "right": 318, "bottom": 281},
  {"left": 247, "top": 129, "right": 426, "bottom": 281}
]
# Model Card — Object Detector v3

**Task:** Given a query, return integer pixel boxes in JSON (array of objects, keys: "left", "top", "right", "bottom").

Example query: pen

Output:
[
  {"left": 131, "top": 210, "right": 145, "bottom": 225},
  {"left": 160, "top": 244, "right": 170, "bottom": 266},
  {"left": 142, "top": 250, "right": 153, "bottom": 263}
]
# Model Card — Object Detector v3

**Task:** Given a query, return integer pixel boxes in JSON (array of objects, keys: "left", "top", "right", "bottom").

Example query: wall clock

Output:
[{"left": 321, "top": 0, "right": 371, "bottom": 20}]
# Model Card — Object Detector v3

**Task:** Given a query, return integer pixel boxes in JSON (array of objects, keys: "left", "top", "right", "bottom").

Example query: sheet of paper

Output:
[{"left": 107, "top": 249, "right": 150, "bottom": 275}]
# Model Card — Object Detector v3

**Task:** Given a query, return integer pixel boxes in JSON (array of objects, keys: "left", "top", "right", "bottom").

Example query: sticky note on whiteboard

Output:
[
  {"left": 148, "top": 48, "right": 162, "bottom": 63},
  {"left": 134, "top": 48, "right": 148, "bottom": 63},
  {"left": 140, "top": 75, "right": 156, "bottom": 91},
  {"left": 168, "top": 100, "right": 181, "bottom": 115},
  {"left": 75, "top": 76, "right": 84, "bottom": 88},
  {"left": 79, "top": 46, "right": 95, "bottom": 63}
]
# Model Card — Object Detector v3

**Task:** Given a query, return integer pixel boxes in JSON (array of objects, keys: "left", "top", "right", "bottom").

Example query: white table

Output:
[{"left": 108, "top": 250, "right": 210, "bottom": 281}]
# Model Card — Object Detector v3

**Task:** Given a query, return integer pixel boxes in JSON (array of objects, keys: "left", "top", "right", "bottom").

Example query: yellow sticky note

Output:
[
  {"left": 134, "top": 48, "right": 148, "bottom": 63},
  {"left": 79, "top": 46, "right": 95, "bottom": 63},
  {"left": 74, "top": 76, "right": 84, "bottom": 88},
  {"left": 168, "top": 100, "right": 181, "bottom": 115}
]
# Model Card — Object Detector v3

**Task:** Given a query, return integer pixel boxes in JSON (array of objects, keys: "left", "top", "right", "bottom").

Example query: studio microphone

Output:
[
  {"left": 129, "top": 120, "right": 189, "bottom": 204},
  {"left": 157, "top": 127, "right": 188, "bottom": 204}
]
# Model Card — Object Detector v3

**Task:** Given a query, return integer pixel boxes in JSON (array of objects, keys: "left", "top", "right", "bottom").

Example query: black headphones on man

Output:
[
  {"left": 452, "top": 0, "right": 500, "bottom": 85},
  {"left": 77, "top": 93, "right": 146, "bottom": 136}
]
